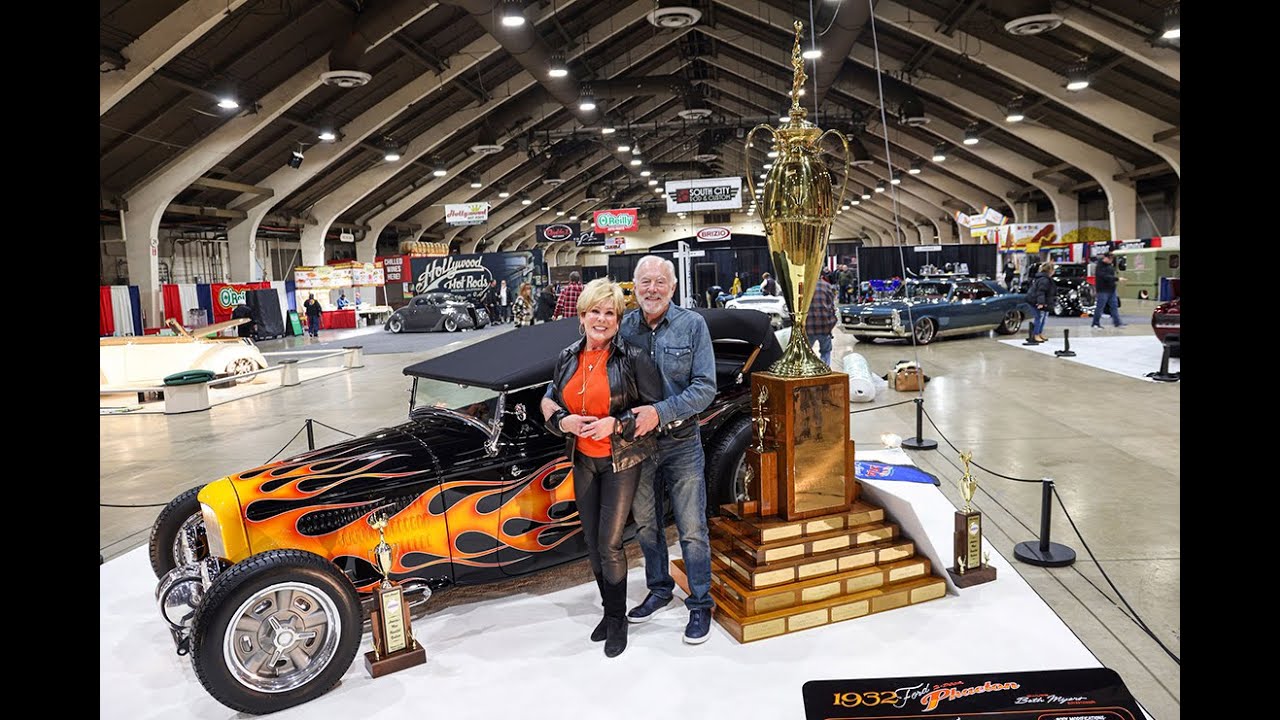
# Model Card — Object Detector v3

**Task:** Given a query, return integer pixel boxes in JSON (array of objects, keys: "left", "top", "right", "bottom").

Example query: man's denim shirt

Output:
[{"left": 617, "top": 303, "right": 717, "bottom": 427}]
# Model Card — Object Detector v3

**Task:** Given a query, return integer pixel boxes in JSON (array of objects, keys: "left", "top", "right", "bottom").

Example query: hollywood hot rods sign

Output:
[
  {"left": 593, "top": 208, "right": 639, "bottom": 233},
  {"left": 409, "top": 250, "right": 543, "bottom": 302}
]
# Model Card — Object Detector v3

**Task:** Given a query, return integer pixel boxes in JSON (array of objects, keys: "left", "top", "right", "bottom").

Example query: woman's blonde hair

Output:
[
  {"left": 1041, "top": 261, "right": 1055, "bottom": 274},
  {"left": 577, "top": 277, "right": 626, "bottom": 318},
  {"left": 519, "top": 282, "right": 532, "bottom": 300}
]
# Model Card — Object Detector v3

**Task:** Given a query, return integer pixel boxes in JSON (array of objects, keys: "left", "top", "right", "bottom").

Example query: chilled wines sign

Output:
[{"left": 593, "top": 208, "right": 639, "bottom": 233}]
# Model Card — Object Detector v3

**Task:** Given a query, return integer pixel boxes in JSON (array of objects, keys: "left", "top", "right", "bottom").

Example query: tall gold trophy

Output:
[
  {"left": 364, "top": 511, "right": 427, "bottom": 678},
  {"left": 745, "top": 20, "right": 851, "bottom": 378},
  {"left": 677, "top": 21, "right": 948, "bottom": 644},
  {"left": 947, "top": 451, "right": 997, "bottom": 588}
]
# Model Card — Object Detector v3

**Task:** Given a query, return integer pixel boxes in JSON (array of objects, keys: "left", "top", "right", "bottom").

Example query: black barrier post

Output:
[
  {"left": 900, "top": 398, "right": 938, "bottom": 451},
  {"left": 1145, "top": 343, "right": 1179, "bottom": 382},
  {"left": 1054, "top": 328, "right": 1077, "bottom": 357},
  {"left": 1022, "top": 319, "right": 1040, "bottom": 345},
  {"left": 1013, "top": 478, "right": 1077, "bottom": 567},
  {"left": 306, "top": 418, "right": 315, "bottom": 450}
]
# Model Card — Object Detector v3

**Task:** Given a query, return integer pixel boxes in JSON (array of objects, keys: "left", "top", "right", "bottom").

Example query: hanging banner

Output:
[
  {"left": 604, "top": 236, "right": 626, "bottom": 251},
  {"left": 576, "top": 230, "right": 606, "bottom": 247},
  {"left": 664, "top": 177, "right": 744, "bottom": 212},
  {"left": 695, "top": 226, "right": 732, "bottom": 242},
  {"left": 378, "top": 255, "right": 409, "bottom": 283},
  {"left": 535, "top": 222, "right": 579, "bottom": 243},
  {"left": 981, "top": 206, "right": 1006, "bottom": 227},
  {"left": 409, "top": 249, "right": 543, "bottom": 302},
  {"left": 593, "top": 208, "right": 640, "bottom": 233},
  {"left": 444, "top": 202, "right": 491, "bottom": 226}
]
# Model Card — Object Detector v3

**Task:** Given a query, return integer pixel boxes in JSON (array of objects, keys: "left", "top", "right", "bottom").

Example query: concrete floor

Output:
[{"left": 100, "top": 301, "right": 1178, "bottom": 718}]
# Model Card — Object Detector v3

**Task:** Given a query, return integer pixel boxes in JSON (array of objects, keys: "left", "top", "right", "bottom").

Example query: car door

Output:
[
  {"left": 966, "top": 281, "right": 1005, "bottom": 326},
  {"left": 405, "top": 296, "right": 433, "bottom": 331}
]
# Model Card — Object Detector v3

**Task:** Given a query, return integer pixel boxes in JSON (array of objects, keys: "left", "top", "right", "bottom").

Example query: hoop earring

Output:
[{"left": 578, "top": 322, "right": 586, "bottom": 336}]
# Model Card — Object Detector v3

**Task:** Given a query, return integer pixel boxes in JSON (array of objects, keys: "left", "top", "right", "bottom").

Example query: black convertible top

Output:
[{"left": 403, "top": 308, "right": 780, "bottom": 391}]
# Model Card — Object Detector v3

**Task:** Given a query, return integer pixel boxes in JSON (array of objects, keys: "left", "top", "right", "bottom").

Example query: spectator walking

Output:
[
  {"left": 535, "top": 284, "right": 557, "bottom": 323},
  {"left": 481, "top": 280, "right": 499, "bottom": 325},
  {"left": 512, "top": 282, "right": 534, "bottom": 327},
  {"left": 498, "top": 279, "right": 511, "bottom": 324},
  {"left": 1090, "top": 251, "right": 1125, "bottom": 328},
  {"left": 553, "top": 271, "right": 584, "bottom": 320},
  {"left": 302, "top": 293, "right": 323, "bottom": 338},
  {"left": 806, "top": 273, "right": 839, "bottom": 366},
  {"left": 1027, "top": 262, "right": 1056, "bottom": 342}
]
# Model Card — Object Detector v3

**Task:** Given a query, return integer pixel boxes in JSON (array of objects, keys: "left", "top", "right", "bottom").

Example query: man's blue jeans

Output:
[
  {"left": 1092, "top": 291, "right": 1122, "bottom": 326},
  {"left": 812, "top": 333, "right": 833, "bottom": 366},
  {"left": 630, "top": 433, "right": 714, "bottom": 610},
  {"left": 1032, "top": 308, "right": 1049, "bottom": 336}
]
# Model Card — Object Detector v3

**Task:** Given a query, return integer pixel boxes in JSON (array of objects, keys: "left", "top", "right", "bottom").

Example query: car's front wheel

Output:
[
  {"left": 443, "top": 316, "right": 459, "bottom": 332},
  {"left": 386, "top": 315, "right": 404, "bottom": 333},
  {"left": 705, "top": 416, "right": 753, "bottom": 515},
  {"left": 912, "top": 318, "right": 936, "bottom": 345},
  {"left": 148, "top": 485, "right": 208, "bottom": 579},
  {"left": 225, "top": 358, "right": 260, "bottom": 383},
  {"left": 995, "top": 309, "right": 1022, "bottom": 335},
  {"left": 190, "top": 549, "right": 361, "bottom": 716}
]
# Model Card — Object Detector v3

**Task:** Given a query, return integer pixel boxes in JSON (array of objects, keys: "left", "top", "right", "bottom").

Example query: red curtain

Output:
[
  {"left": 99, "top": 287, "right": 115, "bottom": 336},
  {"left": 161, "top": 284, "right": 183, "bottom": 325}
]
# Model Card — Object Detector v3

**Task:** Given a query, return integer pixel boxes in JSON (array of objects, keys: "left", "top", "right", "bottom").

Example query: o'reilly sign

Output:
[
  {"left": 665, "top": 177, "right": 743, "bottom": 212},
  {"left": 592, "top": 208, "right": 639, "bottom": 233}
]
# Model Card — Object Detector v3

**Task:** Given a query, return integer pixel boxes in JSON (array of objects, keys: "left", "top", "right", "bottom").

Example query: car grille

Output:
[
  {"left": 843, "top": 315, "right": 859, "bottom": 324},
  {"left": 864, "top": 317, "right": 891, "bottom": 327}
]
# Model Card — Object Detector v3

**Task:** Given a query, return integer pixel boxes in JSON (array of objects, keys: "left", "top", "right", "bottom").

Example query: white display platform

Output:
[
  {"left": 1000, "top": 335, "right": 1180, "bottom": 381},
  {"left": 99, "top": 366, "right": 348, "bottom": 415},
  {"left": 101, "top": 450, "right": 1119, "bottom": 720}
]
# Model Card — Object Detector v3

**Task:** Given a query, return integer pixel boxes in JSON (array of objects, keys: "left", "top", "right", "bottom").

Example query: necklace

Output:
[{"left": 577, "top": 349, "right": 606, "bottom": 414}]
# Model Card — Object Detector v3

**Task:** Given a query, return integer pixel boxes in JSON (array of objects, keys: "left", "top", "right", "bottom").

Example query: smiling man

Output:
[{"left": 618, "top": 255, "right": 718, "bottom": 644}]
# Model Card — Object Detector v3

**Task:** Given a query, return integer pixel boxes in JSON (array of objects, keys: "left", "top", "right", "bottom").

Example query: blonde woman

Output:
[
  {"left": 540, "top": 279, "right": 662, "bottom": 657},
  {"left": 1028, "top": 261, "right": 1057, "bottom": 342},
  {"left": 512, "top": 282, "right": 534, "bottom": 327}
]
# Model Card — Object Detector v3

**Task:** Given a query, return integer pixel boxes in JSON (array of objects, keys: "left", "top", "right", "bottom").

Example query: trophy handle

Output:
[
  {"left": 743, "top": 124, "right": 779, "bottom": 209},
  {"left": 818, "top": 129, "right": 852, "bottom": 211}
]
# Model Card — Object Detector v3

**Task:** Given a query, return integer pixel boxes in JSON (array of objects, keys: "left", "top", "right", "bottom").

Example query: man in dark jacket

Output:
[
  {"left": 231, "top": 304, "right": 256, "bottom": 338},
  {"left": 761, "top": 272, "right": 779, "bottom": 297},
  {"left": 806, "top": 273, "right": 839, "bottom": 366},
  {"left": 1027, "top": 262, "right": 1056, "bottom": 342},
  {"left": 1090, "top": 252, "right": 1125, "bottom": 328},
  {"left": 535, "top": 284, "right": 557, "bottom": 323},
  {"left": 1003, "top": 259, "right": 1017, "bottom": 290}
]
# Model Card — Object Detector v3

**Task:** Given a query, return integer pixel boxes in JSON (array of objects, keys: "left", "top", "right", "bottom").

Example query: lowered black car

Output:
[{"left": 385, "top": 290, "right": 489, "bottom": 332}]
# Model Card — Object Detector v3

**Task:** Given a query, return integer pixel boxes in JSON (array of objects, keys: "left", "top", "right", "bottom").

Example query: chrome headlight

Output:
[{"left": 201, "top": 503, "right": 225, "bottom": 559}]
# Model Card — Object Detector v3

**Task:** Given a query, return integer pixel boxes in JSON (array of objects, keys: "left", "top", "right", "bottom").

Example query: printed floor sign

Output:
[{"left": 802, "top": 668, "right": 1145, "bottom": 720}]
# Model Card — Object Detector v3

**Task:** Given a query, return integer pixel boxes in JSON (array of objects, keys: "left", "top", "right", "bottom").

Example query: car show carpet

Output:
[
  {"left": 999, "top": 335, "right": 1180, "bottom": 382},
  {"left": 100, "top": 450, "right": 1114, "bottom": 720}
]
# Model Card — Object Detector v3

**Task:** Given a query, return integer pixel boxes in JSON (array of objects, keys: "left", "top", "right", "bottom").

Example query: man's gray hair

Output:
[{"left": 634, "top": 254, "right": 676, "bottom": 282}]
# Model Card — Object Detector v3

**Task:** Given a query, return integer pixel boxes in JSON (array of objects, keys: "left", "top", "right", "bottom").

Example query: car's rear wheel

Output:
[
  {"left": 995, "top": 309, "right": 1022, "bottom": 335},
  {"left": 225, "top": 358, "right": 260, "bottom": 384},
  {"left": 387, "top": 316, "right": 404, "bottom": 333},
  {"left": 149, "top": 485, "right": 208, "bottom": 579},
  {"left": 444, "top": 317, "right": 459, "bottom": 332},
  {"left": 190, "top": 549, "right": 361, "bottom": 716},
  {"left": 705, "top": 416, "right": 753, "bottom": 515},
  {"left": 912, "top": 318, "right": 936, "bottom": 345}
]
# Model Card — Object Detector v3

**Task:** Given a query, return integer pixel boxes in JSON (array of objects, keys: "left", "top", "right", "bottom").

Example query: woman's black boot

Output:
[
  {"left": 603, "top": 578, "right": 628, "bottom": 657},
  {"left": 604, "top": 617, "right": 627, "bottom": 657},
  {"left": 590, "top": 573, "right": 608, "bottom": 642}
]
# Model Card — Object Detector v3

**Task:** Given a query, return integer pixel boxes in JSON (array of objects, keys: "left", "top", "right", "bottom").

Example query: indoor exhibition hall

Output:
[{"left": 100, "top": 1, "right": 1180, "bottom": 718}]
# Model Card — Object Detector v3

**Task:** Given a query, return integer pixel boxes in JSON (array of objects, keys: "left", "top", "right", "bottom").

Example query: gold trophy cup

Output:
[
  {"left": 745, "top": 20, "right": 852, "bottom": 378},
  {"left": 364, "top": 511, "right": 427, "bottom": 677}
]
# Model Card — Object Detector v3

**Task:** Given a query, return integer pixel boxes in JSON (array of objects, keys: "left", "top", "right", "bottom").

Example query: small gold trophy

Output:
[
  {"left": 947, "top": 450, "right": 997, "bottom": 588},
  {"left": 364, "top": 511, "right": 426, "bottom": 678},
  {"left": 753, "top": 385, "right": 771, "bottom": 453}
]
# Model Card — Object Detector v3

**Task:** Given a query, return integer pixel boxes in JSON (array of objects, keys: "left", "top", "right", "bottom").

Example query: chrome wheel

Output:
[
  {"left": 387, "top": 316, "right": 403, "bottom": 333},
  {"left": 730, "top": 454, "right": 749, "bottom": 503},
  {"left": 223, "top": 581, "right": 343, "bottom": 694},
  {"left": 444, "top": 317, "right": 459, "bottom": 332},
  {"left": 999, "top": 310, "right": 1022, "bottom": 334},
  {"left": 172, "top": 512, "right": 207, "bottom": 568},
  {"left": 913, "top": 318, "right": 935, "bottom": 344}
]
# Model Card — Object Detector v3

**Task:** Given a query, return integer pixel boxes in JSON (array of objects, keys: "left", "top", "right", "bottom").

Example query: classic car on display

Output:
[
  {"left": 149, "top": 310, "right": 780, "bottom": 714},
  {"left": 1152, "top": 296, "right": 1180, "bottom": 357},
  {"left": 384, "top": 291, "right": 490, "bottom": 333},
  {"left": 1011, "top": 262, "right": 1097, "bottom": 316},
  {"left": 100, "top": 318, "right": 268, "bottom": 386},
  {"left": 838, "top": 278, "right": 1033, "bottom": 344},
  {"left": 723, "top": 287, "right": 790, "bottom": 329}
]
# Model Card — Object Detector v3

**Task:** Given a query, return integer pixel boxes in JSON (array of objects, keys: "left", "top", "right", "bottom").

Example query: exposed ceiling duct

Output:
[
  {"left": 323, "top": 0, "right": 436, "bottom": 88},
  {"left": 591, "top": 74, "right": 694, "bottom": 99},
  {"left": 807, "top": 0, "right": 875, "bottom": 106}
]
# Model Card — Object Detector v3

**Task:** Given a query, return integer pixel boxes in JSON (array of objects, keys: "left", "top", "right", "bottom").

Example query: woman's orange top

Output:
[{"left": 567, "top": 348, "right": 612, "bottom": 457}]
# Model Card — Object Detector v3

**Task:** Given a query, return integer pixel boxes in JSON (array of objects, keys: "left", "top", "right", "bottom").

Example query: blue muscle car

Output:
[{"left": 838, "top": 278, "right": 1034, "bottom": 344}]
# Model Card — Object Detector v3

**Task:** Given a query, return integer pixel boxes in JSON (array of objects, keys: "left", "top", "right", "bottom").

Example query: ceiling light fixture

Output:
[
  {"left": 861, "top": 190, "right": 871, "bottom": 200},
  {"left": 779, "top": 114, "right": 791, "bottom": 123},
  {"left": 630, "top": 157, "right": 642, "bottom": 166},
  {"left": 318, "top": 128, "right": 337, "bottom": 142},
  {"left": 555, "top": 209, "right": 566, "bottom": 216},
  {"left": 520, "top": 194, "right": 532, "bottom": 205},
  {"left": 470, "top": 175, "right": 483, "bottom": 189},
  {"left": 767, "top": 150, "right": 779, "bottom": 158},
  {"left": 874, "top": 181, "right": 886, "bottom": 193},
  {"left": 497, "top": 184, "right": 510, "bottom": 198},
  {"left": 500, "top": 0, "right": 526, "bottom": 27},
  {"left": 578, "top": 85, "right": 596, "bottom": 112},
  {"left": 616, "top": 141, "right": 631, "bottom": 153},
  {"left": 541, "top": 204, "right": 551, "bottom": 211},
  {"left": 1005, "top": 96, "right": 1026, "bottom": 123},
  {"left": 890, "top": 172, "right": 902, "bottom": 185},
  {"left": 851, "top": 199, "right": 860, "bottom": 206},
  {"left": 217, "top": 97, "right": 239, "bottom": 110},
  {"left": 908, "top": 159, "right": 922, "bottom": 175},
  {"left": 963, "top": 123, "right": 980, "bottom": 145},
  {"left": 654, "top": 187, "right": 663, "bottom": 194},
  {"left": 1065, "top": 62, "right": 1090, "bottom": 91},
  {"left": 601, "top": 125, "right": 616, "bottom": 135},
  {"left": 432, "top": 161, "right": 447, "bottom": 177},
  {"left": 640, "top": 169, "right": 652, "bottom": 177},
  {"left": 548, "top": 52, "right": 568, "bottom": 78},
  {"left": 802, "top": 48, "right": 821, "bottom": 59},
  {"left": 1161, "top": 3, "right": 1179, "bottom": 40},
  {"left": 649, "top": 179, "right": 658, "bottom": 185},
  {"left": 932, "top": 144, "right": 947, "bottom": 162}
]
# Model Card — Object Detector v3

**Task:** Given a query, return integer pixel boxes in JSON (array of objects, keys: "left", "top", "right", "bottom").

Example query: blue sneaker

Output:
[
  {"left": 683, "top": 608, "right": 712, "bottom": 644},
  {"left": 626, "top": 593, "right": 674, "bottom": 623}
]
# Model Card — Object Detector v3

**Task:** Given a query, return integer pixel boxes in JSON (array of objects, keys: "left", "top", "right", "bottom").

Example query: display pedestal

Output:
[{"left": 682, "top": 371, "right": 946, "bottom": 643}]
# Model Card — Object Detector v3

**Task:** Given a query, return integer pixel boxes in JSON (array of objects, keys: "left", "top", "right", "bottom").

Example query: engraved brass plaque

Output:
[
  {"left": 790, "top": 384, "right": 848, "bottom": 514},
  {"left": 831, "top": 600, "right": 870, "bottom": 622},
  {"left": 812, "top": 535, "right": 851, "bottom": 553},
  {"left": 889, "top": 563, "right": 925, "bottom": 582},
  {"left": 797, "top": 558, "right": 837, "bottom": 579},
  {"left": 743, "top": 618, "right": 787, "bottom": 642},
  {"left": 802, "top": 581, "right": 842, "bottom": 603},
  {"left": 755, "top": 593, "right": 795, "bottom": 614},
  {"left": 839, "top": 550, "right": 876, "bottom": 570},
  {"left": 788, "top": 608, "right": 829, "bottom": 632},
  {"left": 911, "top": 582, "right": 947, "bottom": 603},
  {"left": 846, "top": 572, "right": 883, "bottom": 594}
]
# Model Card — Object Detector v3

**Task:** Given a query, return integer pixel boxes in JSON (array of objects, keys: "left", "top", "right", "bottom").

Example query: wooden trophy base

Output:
[
  {"left": 946, "top": 565, "right": 997, "bottom": 588},
  {"left": 681, "top": 492, "right": 947, "bottom": 643},
  {"left": 364, "top": 642, "right": 427, "bottom": 678}
]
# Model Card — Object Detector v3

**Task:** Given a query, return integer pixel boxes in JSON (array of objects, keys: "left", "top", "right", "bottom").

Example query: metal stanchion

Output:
[
  {"left": 1022, "top": 318, "right": 1041, "bottom": 345},
  {"left": 1054, "top": 329, "right": 1077, "bottom": 357},
  {"left": 1013, "top": 478, "right": 1077, "bottom": 567},
  {"left": 900, "top": 398, "right": 938, "bottom": 451},
  {"left": 306, "top": 418, "right": 316, "bottom": 450},
  {"left": 1145, "top": 343, "right": 1179, "bottom": 382}
]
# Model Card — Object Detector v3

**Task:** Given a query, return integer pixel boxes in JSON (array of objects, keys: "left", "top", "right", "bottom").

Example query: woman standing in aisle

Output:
[
  {"left": 540, "top": 279, "right": 662, "bottom": 658},
  {"left": 512, "top": 282, "right": 534, "bottom": 327},
  {"left": 1027, "top": 262, "right": 1057, "bottom": 343}
]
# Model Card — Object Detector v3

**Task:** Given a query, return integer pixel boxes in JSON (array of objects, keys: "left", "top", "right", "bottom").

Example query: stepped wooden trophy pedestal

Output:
[{"left": 672, "top": 371, "right": 947, "bottom": 642}]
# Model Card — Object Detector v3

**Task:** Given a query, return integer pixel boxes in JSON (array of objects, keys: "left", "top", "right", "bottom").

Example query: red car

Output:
[{"left": 1152, "top": 297, "right": 1180, "bottom": 357}]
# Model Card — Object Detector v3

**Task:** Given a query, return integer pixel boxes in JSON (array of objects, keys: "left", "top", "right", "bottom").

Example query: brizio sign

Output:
[{"left": 414, "top": 256, "right": 492, "bottom": 296}]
